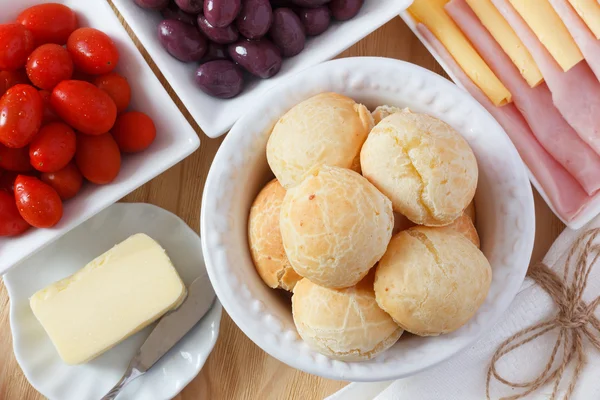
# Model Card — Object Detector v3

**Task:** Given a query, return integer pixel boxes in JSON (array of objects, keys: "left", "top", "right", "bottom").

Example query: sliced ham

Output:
[
  {"left": 491, "top": 0, "right": 600, "bottom": 156},
  {"left": 417, "top": 23, "right": 591, "bottom": 221},
  {"left": 445, "top": 0, "right": 600, "bottom": 195},
  {"left": 549, "top": 0, "right": 600, "bottom": 80}
]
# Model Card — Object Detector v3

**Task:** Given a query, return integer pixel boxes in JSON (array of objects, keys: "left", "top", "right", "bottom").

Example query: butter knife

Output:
[{"left": 101, "top": 274, "right": 216, "bottom": 400}]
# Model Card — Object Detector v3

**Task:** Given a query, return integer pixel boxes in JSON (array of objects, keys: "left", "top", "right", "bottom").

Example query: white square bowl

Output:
[
  {"left": 0, "top": 0, "right": 200, "bottom": 275},
  {"left": 111, "top": 0, "right": 413, "bottom": 138}
]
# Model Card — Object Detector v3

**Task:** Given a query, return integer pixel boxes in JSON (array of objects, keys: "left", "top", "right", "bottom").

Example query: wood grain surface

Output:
[{"left": 0, "top": 6, "right": 565, "bottom": 400}]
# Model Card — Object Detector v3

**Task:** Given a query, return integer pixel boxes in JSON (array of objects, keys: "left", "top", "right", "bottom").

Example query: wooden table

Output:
[{"left": 0, "top": 9, "right": 567, "bottom": 400}]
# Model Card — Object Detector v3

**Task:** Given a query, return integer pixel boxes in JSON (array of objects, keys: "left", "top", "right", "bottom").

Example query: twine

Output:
[{"left": 486, "top": 228, "right": 600, "bottom": 400}]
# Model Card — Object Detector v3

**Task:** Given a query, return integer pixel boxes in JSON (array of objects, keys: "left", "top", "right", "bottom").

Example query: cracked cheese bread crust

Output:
[
  {"left": 248, "top": 179, "right": 302, "bottom": 291},
  {"left": 292, "top": 272, "right": 403, "bottom": 361},
  {"left": 280, "top": 165, "right": 393, "bottom": 289},
  {"left": 266, "top": 92, "right": 374, "bottom": 189},
  {"left": 360, "top": 111, "right": 478, "bottom": 226},
  {"left": 374, "top": 226, "right": 491, "bottom": 336},
  {"left": 444, "top": 212, "right": 480, "bottom": 248}
]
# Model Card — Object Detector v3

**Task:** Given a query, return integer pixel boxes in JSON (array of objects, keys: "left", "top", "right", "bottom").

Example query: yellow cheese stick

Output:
[
  {"left": 465, "top": 0, "right": 543, "bottom": 87},
  {"left": 409, "top": 0, "right": 512, "bottom": 106},
  {"left": 509, "top": 0, "right": 584, "bottom": 71},
  {"left": 568, "top": 0, "right": 600, "bottom": 39}
]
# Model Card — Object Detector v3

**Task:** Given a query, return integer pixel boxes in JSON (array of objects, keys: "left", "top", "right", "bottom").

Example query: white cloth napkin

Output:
[{"left": 326, "top": 218, "right": 600, "bottom": 400}]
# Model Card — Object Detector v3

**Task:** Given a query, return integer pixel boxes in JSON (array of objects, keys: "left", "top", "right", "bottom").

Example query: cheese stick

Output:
[
  {"left": 465, "top": 0, "right": 543, "bottom": 87},
  {"left": 408, "top": 0, "right": 512, "bottom": 106},
  {"left": 568, "top": 0, "right": 600, "bottom": 39},
  {"left": 508, "top": 0, "right": 584, "bottom": 71}
]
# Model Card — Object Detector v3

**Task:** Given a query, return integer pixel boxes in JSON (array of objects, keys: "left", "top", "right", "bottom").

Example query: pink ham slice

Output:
[
  {"left": 491, "top": 0, "right": 600, "bottom": 158},
  {"left": 548, "top": 0, "right": 600, "bottom": 81},
  {"left": 416, "top": 23, "right": 591, "bottom": 221},
  {"left": 445, "top": 0, "right": 600, "bottom": 196}
]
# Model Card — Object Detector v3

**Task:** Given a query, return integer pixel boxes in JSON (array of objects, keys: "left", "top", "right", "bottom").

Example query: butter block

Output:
[
  {"left": 30, "top": 233, "right": 187, "bottom": 365},
  {"left": 465, "top": 0, "right": 544, "bottom": 87},
  {"left": 568, "top": 0, "right": 600, "bottom": 39},
  {"left": 409, "top": 0, "right": 512, "bottom": 106},
  {"left": 509, "top": 0, "right": 584, "bottom": 71}
]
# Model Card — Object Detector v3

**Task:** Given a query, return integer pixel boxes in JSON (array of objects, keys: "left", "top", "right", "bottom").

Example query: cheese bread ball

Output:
[
  {"left": 372, "top": 105, "right": 405, "bottom": 124},
  {"left": 360, "top": 111, "right": 478, "bottom": 226},
  {"left": 292, "top": 272, "right": 403, "bottom": 361},
  {"left": 267, "top": 92, "right": 374, "bottom": 189},
  {"left": 248, "top": 179, "right": 302, "bottom": 291},
  {"left": 374, "top": 226, "right": 491, "bottom": 336},
  {"left": 464, "top": 201, "right": 476, "bottom": 223},
  {"left": 280, "top": 165, "right": 393, "bottom": 288},
  {"left": 445, "top": 213, "right": 480, "bottom": 248}
]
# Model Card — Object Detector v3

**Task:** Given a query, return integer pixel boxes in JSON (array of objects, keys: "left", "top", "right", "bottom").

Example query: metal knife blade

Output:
[{"left": 132, "top": 274, "right": 216, "bottom": 372}]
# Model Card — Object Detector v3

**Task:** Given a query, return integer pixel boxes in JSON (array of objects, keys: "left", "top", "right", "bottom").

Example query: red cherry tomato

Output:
[
  {"left": 14, "top": 174, "right": 62, "bottom": 228},
  {"left": 0, "top": 170, "right": 18, "bottom": 192},
  {"left": 50, "top": 80, "right": 117, "bottom": 135},
  {"left": 0, "top": 144, "right": 32, "bottom": 171},
  {"left": 0, "top": 84, "right": 43, "bottom": 148},
  {"left": 93, "top": 72, "right": 131, "bottom": 114},
  {"left": 75, "top": 133, "right": 121, "bottom": 184},
  {"left": 67, "top": 28, "right": 119, "bottom": 75},
  {"left": 111, "top": 111, "right": 156, "bottom": 153},
  {"left": 16, "top": 3, "right": 78, "bottom": 46},
  {"left": 40, "top": 162, "right": 82, "bottom": 200},
  {"left": 0, "top": 69, "right": 28, "bottom": 96},
  {"left": 29, "top": 122, "right": 76, "bottom": 173},
  {"left": 0, "top": 190, "right": 30, "bottom": 236},
  {"left": 0, "top": 24, "right": 35, "bottom": 71},
  {"left": 26, "top": 44, "right": 74, "bottom": 90},
  {"left": 39, "top": 90, "right": 60, "bottom": 124}
]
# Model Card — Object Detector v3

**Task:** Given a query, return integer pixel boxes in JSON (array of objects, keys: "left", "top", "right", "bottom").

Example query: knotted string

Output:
[{"left": 486, "top": 228, "right": 600, "bottom": 400}]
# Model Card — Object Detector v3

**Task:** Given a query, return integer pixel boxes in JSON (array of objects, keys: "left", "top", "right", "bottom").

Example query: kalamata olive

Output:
[
  {"left": 329, "top": 0, "right": 363, "bottom": 21},
  {"left": 161, "top": 1, "right": 197, "bottom": 24},
  {"left": 175, "top": 0, "right": 204, "bottom": 13},
  {"left": 291, "top": 0, "right": 329, "bottom": 7},
  {"left": 202, "top": 42, "right": 230, "bottom": 61},
  {"left": 198, "top": 15, "right": 239, "bottom": 44},
  {"left": 298, "top": 6, "right": 330, "bottom": 36},
  {"left": 236, "top": 0, "right": 272, "bottom": 39},
  {"left": 204, "top": 0, "right": 242, "bottom": 28},
  {"left": 158, "top": 19, "right": 208, "bottom": 62},
  {"left": 228, "top": 38, "right": 282, "bottom": 78},
  {"left": 134, "top": 0, "right": 170, "bottom": 9},
  {"left": 195, "top": 60, "right": 244, "bottom": 98},
  {"left": 269, "top": 8, "right": 305, "bottom": 57}
]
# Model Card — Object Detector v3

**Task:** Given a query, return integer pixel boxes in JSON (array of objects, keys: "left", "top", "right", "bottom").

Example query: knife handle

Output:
[{"left": 100, "top": 359, "right": 145, "bottom": 400}]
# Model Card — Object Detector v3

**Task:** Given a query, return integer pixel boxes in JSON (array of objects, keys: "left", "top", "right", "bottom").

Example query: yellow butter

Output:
[
  {"left": 465, "top": 0, "right": 543, "bottom": 87},
  {"left": 568, "top": 0, "right": 600, "bottom": 40},
  {"left": 509, "top": 0, "right": 584, "bottom": 71},
  {"left": 409, "top": 0, "right": 512, "bottom": 106},
  {"left": 30, "top": 233, "right": 187, "bottom": 365}
]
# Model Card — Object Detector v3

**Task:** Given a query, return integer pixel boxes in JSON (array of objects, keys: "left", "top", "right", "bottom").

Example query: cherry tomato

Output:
[
  {"left": 0, "top": 190, "right": 30, "bottom": 236},
  {"left": 67, "top": 28, "right": 119, "bottom": 75},
  {"left": 16, "top": 3, "right": 78, "bottom": 46},
  {"left": 111, "top": 111, "right": 156, "bottom": 153},
  {"left": 29, "top": 122, "right": 76, "bottom": 173},
  {"left": 50, "top": 80, "right": 117, "bottom": 135},
  {"left": 0, "top": 24, "right": 35, "bottom": 71},
  {"left": 0, "top": 144, "right": 32, "bottom": 171},
  {"left": 0, "top": 170, "right": 18, "bottom": 192},
  {"left": 75, "top": 133, "right": 121, "bottom": 184},
  {"left": 39, "top": 90, "right": 60, "bottom": 124},
  {"left": 14, "top": 174, "right": 63, "bottom": 228},
  {"left": 0, "top": 84, "right": 43, "bottom": 148},
  {"left": 26, "top": 44, "right": 74, "bottom": 90},
  {"left": 93, "top": 72, "right": 131, "bottom": 114},
  {"left": 40, "top": 162, "right": 82, "bottom": 200},
  {"left": 0, "top": 69, "right": 28, "bottom": 96}
]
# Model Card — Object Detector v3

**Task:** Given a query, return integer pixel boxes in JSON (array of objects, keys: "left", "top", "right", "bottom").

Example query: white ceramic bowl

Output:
[
  {"left": 201, "top": 57, "right": 536, "bottom": 381},
  {"left": 111, "top": 0, "right": 413, "bottom": 138},
  {"left": 4, "top": 203, "right": 222, "bottom": 400},
  {"left": 0, "top": 0, "right": 200, "bottom": 275}
]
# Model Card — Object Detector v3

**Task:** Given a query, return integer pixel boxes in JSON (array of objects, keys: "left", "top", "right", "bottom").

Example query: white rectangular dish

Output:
[
  {"left": 0, "top": 0, "right": 200, "bottom": 275},
  {"left": 400, "top": 10, "right": 599, "bottom": 230},
  {"left": 111, "top": 0, "right": 414, "bottom": 138}
]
